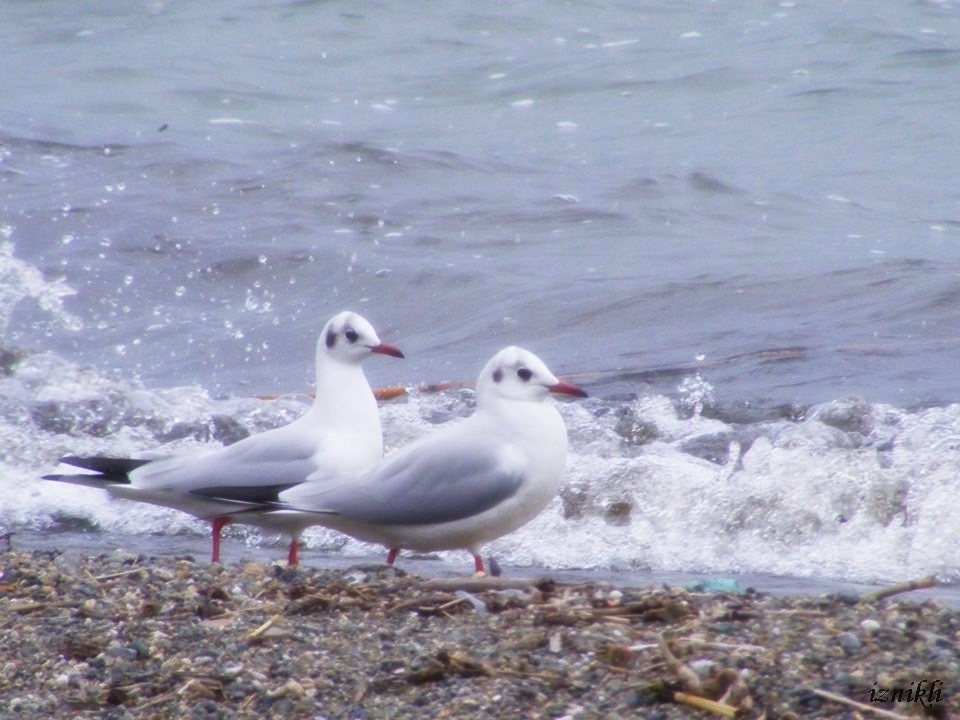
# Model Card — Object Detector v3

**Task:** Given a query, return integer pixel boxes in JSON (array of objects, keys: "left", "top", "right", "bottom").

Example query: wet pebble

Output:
[{"left": 836, "top": 631, "right": 862, "bottom": 655}]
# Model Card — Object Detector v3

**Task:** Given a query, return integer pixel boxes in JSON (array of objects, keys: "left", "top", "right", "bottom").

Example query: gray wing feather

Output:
[
  {"left": 132, "top": 424, "right": 318, "bottom": 495},
  {"left": 297, "top": 434, "right": 524, "bottom": 526}
]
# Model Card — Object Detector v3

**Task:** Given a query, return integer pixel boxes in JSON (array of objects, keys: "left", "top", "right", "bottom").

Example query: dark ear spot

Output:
[
  {"left": 492, "top": 368, "right": 503, "bottom": 383},
  {"left": 325, "top": 328, "right": 337, "bottom": 349}
]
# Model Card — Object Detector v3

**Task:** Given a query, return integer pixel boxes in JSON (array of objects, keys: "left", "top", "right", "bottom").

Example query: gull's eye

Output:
[
  {"left": 345, "top": 328, "right": 359, "bottom": 343},
  {"left": 517, "top": 367, "right": 532, "bottom": 382}
]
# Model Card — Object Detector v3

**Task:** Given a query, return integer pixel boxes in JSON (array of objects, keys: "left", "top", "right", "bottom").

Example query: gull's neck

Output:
[
  {"left": 479, "top": 394, "right": 552, "bottom": 429},
  {"left": 307, "top": 353, "right": 380, "bottom": 435}
]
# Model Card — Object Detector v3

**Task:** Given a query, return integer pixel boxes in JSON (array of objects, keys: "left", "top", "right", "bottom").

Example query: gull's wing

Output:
[
  {"left": 283, "top": 424, "right": 526, "bottom": 526},
  {"left": 132, "top": 421, "right": 319, "bottom": 496}
]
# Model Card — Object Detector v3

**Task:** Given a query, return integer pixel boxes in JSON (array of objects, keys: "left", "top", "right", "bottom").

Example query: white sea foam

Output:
[{"left": 5, "top": 345, "right": 959, "bottom": 584}]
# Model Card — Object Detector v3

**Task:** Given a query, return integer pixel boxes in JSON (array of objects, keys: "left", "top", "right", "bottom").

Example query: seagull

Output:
[
  {"left": 252, "top": 346, "right": 587, "bottom": 574},
  {"left": 42, "top": 310, "right": 404, "bottom": 565}
]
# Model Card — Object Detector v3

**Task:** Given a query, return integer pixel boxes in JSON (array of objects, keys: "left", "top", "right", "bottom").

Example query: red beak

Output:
[
  {"left": 370, "top": 343, "right": 405, "bottom": 359},
  {"left": 549, "top": 381, "right": 588, "bottom": 398}
]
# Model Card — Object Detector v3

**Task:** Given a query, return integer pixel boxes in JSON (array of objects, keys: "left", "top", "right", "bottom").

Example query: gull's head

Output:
[
  {"left": 319, "top": 311, "right": 404, "bottom": 365},
  {"left": 476, "top": 346, "right": 587, "bottom": 406}
]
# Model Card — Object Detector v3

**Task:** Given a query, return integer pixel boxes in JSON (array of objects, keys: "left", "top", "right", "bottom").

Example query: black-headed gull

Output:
[
  {"left": 254, "top": 346, "right": 587, "bottom": 574},
  {"left": 42, "top": 310, "right": 403, "bottom": 564}
]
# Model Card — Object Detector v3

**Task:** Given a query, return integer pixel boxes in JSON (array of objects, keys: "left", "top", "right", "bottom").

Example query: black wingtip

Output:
[
  {"left": 191, "top": 483, "right": 301, "bottom": 504},
  {"left": 41, "top": 473, "right": 123, "bottom": 489},
  {"left": 58, "top": 456, "right": 150, "bottom": 478}
]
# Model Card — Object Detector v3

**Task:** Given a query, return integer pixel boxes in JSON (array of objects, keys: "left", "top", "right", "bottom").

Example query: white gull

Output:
[
  {"left": 259, "top": 346, "right": 587, "bottom": 574},
  {"left": 42, "top": 310, "right": 403, "bottom": 564}
]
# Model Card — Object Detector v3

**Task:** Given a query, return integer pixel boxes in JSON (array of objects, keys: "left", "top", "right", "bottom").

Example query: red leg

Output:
[
  {"left": 386, "top": 548, "right": 399, "bottom": 566},
  {"left": 287, "top": 537, "right": 300, "bottom": 567},
  {"left": 211, "top": 517, "right": 231, "bottom": 563},
  {"left": 473, "top": 554, "right": 485, "bottom": 575}
]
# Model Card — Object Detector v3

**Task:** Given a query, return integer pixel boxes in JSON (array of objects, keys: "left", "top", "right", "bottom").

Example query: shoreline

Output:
[
  {"left": 2, "top": 547, "right": 958, "bottom": 718},
  {"left": 9, "top": 530, "right": 960, "bottom": 608}
]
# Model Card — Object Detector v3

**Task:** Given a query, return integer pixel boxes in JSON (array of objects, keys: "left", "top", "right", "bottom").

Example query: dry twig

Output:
[
  {"left": 810, "top": 688, "right": 908, "bottom": 719},
  {"left": 421, "top": 576, "right": 544, "bottom": 593},
  {"left": 93, "top": 567, "right": 146, "bottom": 582},
  {"left": 657, "top": 632, "right": 703, "bottom": 694},
  {"left": 673, "top": 691, "right": 738, "bottom": 718},
  {"left": 245, "top": 614, "right": 283, "bottom": 642}
]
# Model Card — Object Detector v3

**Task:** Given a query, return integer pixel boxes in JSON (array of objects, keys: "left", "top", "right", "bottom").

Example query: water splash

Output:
[
  {"left": 4, "top": 351, "right": 960, "bottom": 584},
  {"left": 677, "top": 371, "right": 715, "bottom": 417},
  {"left": 0, "top": 241, "right": 83, "bottom": 338}
]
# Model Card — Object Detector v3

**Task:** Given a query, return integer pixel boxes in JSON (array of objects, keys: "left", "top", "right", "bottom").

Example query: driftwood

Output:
[{"left": 859, "top": 575, "right": 938, "bottom": 603}]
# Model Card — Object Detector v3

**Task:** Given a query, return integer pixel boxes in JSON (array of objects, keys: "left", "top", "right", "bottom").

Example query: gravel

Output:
[{"left": 1, "top": 549, "right": 957, "bottom": 718}]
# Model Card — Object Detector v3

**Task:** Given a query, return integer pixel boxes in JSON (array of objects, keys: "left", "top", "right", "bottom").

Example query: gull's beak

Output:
[
  {"left": 370, "top": 343, "right": 405, "bottom": 359},
  {"left": 548, "top": 381, "right": 588, "bottom": 398}
]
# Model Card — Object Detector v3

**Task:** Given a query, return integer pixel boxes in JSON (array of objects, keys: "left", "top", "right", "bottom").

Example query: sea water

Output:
[{"left": 2, "top": 0, "right": 960, "bottom": 587}]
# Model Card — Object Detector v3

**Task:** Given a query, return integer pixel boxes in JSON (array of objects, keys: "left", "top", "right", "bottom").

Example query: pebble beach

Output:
[{"left": 1, "top": 548, "right": 956, "bottom": 719}]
